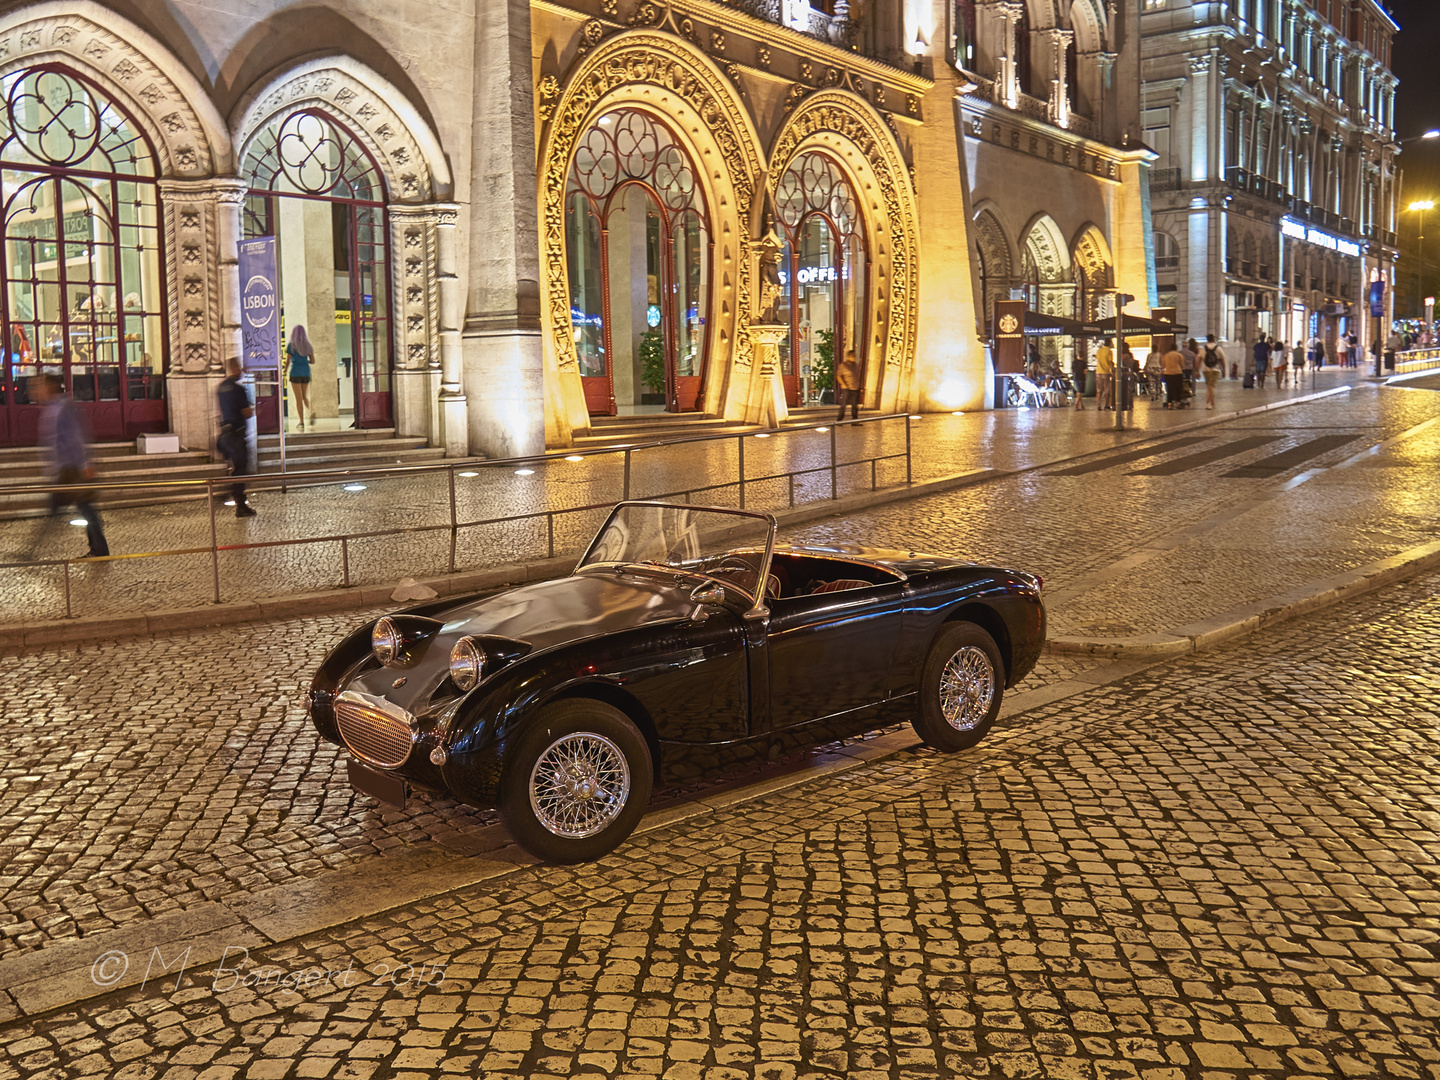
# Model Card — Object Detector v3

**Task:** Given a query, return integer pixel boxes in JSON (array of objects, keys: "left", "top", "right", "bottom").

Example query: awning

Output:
[
  {"left": 1021, "top": 311, "right": 1092, "bottom": 337},
  {"left": 1080, "top": 314, "right": 1190, "bottom": 338}
]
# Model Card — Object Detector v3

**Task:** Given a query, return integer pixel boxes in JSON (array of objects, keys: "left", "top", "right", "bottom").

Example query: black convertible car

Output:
[{"left": 309, "top": 502, "right": 1046, "bottom": 862}]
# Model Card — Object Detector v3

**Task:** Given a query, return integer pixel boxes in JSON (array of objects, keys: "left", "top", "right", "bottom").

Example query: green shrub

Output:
[
  {"left": 812, "top": 328, "right": 835, "bottom": 391},
  {"left": 639, "top": 328, "right": 665, "bottom": 394}
]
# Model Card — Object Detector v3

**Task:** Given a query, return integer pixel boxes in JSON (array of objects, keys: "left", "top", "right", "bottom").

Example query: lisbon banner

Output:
[{"left": 238, "top": 237, "right": 280, "bottom": 370}]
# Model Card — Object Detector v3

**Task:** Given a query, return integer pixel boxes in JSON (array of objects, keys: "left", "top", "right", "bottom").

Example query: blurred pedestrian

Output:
[
  {"left": 1292, "top": 339, "right": 1307, "bottom": 385},
  {"left": 1070, "top": 346, "right": 1087, "bottom": 411},
  {"left": 217, "top": 357, "right": 257, "bottom": 518},
  {"left": 1183, "top": 337, "right": 1201, "bottom": 400},
  {"left": 1095, "top": 340, "right": 1116, "bottom": 410},
  {"left": 1160, "top": 340, "right": 1186, "bottom": 409},
  {"left": 1251, "top": 333, "right": 1270, "bottom": 387},
  {"left": 1336, "top": 333, "right": 1350, "bottom": 368},
  {"left": 1272, "top": 340, "right": 1289, "bottom": 388},
  {"left": 29, "top": 373, "right": 109, "bottom": 558},
  {"left": 1308, "top": 332, "right": 1324, "bottom": 368},
  {"left": 1201, "top": 334, "right": 1224, "bottom": 409},
  {"left": 835, "top": 348, "right": 860, "bottom": 421}
]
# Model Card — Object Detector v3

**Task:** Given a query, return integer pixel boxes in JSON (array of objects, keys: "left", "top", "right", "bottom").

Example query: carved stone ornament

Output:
[
  {"left": 0, "top": 12, "right": 215, "bottom": 176},
  {"left": 538, "top": 34, "right": 765, "bottom": 374},
  {"left": 768, "top": 93, "right": 919, "bottom": 372},
  {"left": 234, "top": 64, "right": 436, "bottom": 203}
]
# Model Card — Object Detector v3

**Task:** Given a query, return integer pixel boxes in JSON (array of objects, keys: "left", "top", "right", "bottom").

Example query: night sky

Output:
[{"left": 1387, "top": 0, "right": 1440, "bottom": 201}]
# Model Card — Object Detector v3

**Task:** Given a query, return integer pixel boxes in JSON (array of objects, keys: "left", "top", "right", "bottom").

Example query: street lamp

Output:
[{"left": 1408, "top": 199, "right": 1433, "bottom": 321}]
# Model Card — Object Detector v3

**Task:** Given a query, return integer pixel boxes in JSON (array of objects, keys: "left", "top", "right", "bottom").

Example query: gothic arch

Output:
[
  {"left": 972, "top": 208, "right": 1012, "bottom": 328},
  {"left": 1071, "top": 224, "right": 1112, "bottom": 285},
  {"left": 232, "top": 56, "right": 449, "bottom": 203},
  {"left": 0, "top": 2, "right": 230, "bottom": 175},
  {"left": 1067, "top": 0, "right": 1106, "bottom": 50},
  {"left": 1021, "top": 214, "right": 1068, "bottom": 282},
  {"left": 769, "top": 90, "right": 920, "bottom": 412}
]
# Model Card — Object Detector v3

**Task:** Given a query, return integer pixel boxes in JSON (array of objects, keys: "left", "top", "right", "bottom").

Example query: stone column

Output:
[
  {"left": 994, "top": 1, "right": 1024, "bottom": 110},
  {"left": 1048, "top": 28, "right": 1073, "bottom": 129},
  {"left": 746, "top": 325, "right": 790, "bottom": 428},
  {"left": 390, "top": 203, "right": 463, "bottom": 452},
  {"left": 158, "top": 178, "right": 247, "bottom": 454},
  {"left": 463, "top": 0, "right": 545, "bottom": 458}
]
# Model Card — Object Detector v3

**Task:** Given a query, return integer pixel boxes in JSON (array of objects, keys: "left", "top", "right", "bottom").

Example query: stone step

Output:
[{"left": 254, "top": 446, "right": 446, "bottom": 470}]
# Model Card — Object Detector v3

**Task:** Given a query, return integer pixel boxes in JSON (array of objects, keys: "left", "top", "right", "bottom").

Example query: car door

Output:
[{"left": 758, "top": 573, "right": 905, "bottom": 732}]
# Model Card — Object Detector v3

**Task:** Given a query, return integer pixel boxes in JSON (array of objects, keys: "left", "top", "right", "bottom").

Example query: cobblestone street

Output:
[
  {"left": 0, "top": 370, "right": 1436, "bottom": 1078},
  {"left": 1, "top": 567, "right": 1436, "bottom": 1079}
]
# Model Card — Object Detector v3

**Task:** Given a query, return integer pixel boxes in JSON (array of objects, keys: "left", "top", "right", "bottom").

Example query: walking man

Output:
[
  {"left": 1201, "top": 334, "right": 1225, "bottom": 410},
  {"left": 1095, "top": 339, "right": 1116, "bottom": 410},
  {"left": 217, "top": 357, "right": 257, "bottom": 517},
  {"left": 834, "top": 349, "right": 860, "bottom": 421},
  {"left": 1252, "top": 333, "right": 1271, "bottom": 387},
  {"left": 30, "top": 373, "right": 109, "bottom": 558}
]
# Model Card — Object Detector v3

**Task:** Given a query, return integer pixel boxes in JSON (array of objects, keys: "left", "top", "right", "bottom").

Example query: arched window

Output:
[
  {"left": 1015, "top": 6, "right": 1034, "bottom": 99},
  {"left": 774, "top": 151, "right": 866, "bottom": 407},
  {"left": 1154, "top": 231, "right": 1181, "bottom": 274},
  {"left": 243, "top": 110, "right": 393, "bottom": 429},
  {"left": 566, "top": 109, "right": 710, "bottom": 415},
  {"left": 0, "top": 65, "right": 167, "bottom": 445},
  {"left": 955, "top": 0, "right": 978, "bottom": 70}
]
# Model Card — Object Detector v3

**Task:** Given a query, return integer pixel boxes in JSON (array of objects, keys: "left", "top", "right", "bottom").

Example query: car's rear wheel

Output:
[
  {"left": 499, "top": 700, "right": 653, "bottom": 864},
  {"left": 913, "top": 623, "right": 1004, "bottom": 752}
]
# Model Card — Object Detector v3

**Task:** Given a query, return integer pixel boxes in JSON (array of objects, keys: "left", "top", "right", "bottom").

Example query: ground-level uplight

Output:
[
  {"left": 344, "top": 483, "right": 367, "bottom": 492},
  {"left": 69, "top": 518, "right": 87, "bottom": 526},
  {"left": 815, "top": 426, "right": 829, "bottom": 432},
  {"left": 754, "top": 433, "right": 770, "bottom": 438},
  {"left": 565, "top": 455, "right": 584, "bottom": 462},
  {"left": 458, "top": 471, "right": 478, "bottom": 478},
  {"left": 515, "top": 468, "right": 535, "bottom": 476}
]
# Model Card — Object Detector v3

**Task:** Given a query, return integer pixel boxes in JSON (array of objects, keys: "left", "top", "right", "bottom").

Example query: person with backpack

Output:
[{"left": 1201, "top": 334, "right": 1224, "bottom": 409}]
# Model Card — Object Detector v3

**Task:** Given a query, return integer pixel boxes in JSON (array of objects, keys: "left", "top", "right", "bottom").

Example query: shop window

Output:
[
  {"left": 565, "top": 109, "right": 711, "bottom": 414},
  {"left": 242, "top": 110, "right": 392, "bottom": 429},
  {"left": 0, "top": 65, "right": 167, "bottom": 445}
]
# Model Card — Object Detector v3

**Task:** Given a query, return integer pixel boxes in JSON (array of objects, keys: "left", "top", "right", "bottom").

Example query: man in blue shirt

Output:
[
  {"left": 217, "top": 358, "right": 257, "bottom": 517},
  {"left": 1252, "top": 334, "right": 1271, "bottom": 386},
  {"left": 32, "top": 374, "right": 109, "bottom": 557}
]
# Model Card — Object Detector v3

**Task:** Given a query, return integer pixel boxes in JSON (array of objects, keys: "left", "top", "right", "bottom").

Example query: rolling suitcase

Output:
[{"left": 1242, "top": 372, "right": 1255, "bottom": 388}]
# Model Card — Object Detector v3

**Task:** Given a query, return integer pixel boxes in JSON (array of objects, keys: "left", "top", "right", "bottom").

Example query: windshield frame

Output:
[{"left": 577, "top": 501, "right": 779, "bottom": 613}]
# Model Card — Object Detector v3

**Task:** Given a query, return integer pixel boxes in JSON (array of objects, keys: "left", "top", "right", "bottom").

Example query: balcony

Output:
[
  {"left": 1151, "top": 167, "right": 1184, "bottom": 192},
  {"left": 1224, "top": 167, "right": 1288, "bottom": 208},
  {"left": 734, "top": 0, "right": 856, "bottom": 48}
]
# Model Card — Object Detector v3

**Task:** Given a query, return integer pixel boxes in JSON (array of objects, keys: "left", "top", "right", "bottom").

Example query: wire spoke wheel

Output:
[
  {"left": 937, "top": 645, "right": 996, "bottom": 732},
  {"left": 528, "top": 732, "right": 632, "bottom": 839}
]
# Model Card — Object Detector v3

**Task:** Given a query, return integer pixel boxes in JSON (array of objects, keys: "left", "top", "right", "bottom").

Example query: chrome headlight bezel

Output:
[
  {"left": 449, "top": 637, "right": 484, "bottom": 691},
  {"left": 371, "top": 617, "right": 400, "bottom": 666}
]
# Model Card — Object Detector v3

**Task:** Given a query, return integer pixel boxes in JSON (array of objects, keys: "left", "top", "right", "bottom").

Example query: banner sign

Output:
[
  {"left": 238, "top": 237, "right": 280, "bottom": 370},
  {"left": 1369, "top": 279, "right": 1385, "bottom": 319},
  {"left": 992, "top": 299, "right": 1025, "bottom": 374}
]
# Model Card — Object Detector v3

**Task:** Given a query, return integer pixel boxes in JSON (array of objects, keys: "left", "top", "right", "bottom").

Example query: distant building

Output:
[{"left": 1142, "top": 0, "right": 1398, "bottom": 360}]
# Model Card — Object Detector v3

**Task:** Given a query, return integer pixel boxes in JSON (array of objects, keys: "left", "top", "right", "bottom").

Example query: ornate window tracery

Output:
[
  {"left": 565, "top": 109, "right": 711, "bottom": 414},
  {"left": 773, "top": 151, "right": 866, "bottom": 405},
  {"left": 0, "top": 65, "right": 167, "bottom": 444}
]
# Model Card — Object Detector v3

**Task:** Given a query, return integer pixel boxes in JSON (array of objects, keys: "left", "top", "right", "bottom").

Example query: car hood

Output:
[{"left": 435, "top": 569, "right": 698, "bottom": 648}]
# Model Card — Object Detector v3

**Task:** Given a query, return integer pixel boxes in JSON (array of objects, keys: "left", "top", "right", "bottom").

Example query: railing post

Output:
[
  {"left": 447, "top": 466, "right": 458, "bottom": 574},
  {"left": 623, "top": 448, "right": 632, "bottom": 501},
  {"left": 63, "top": 560, "right": 72, "bottom": 619},
  {"left": 208, "top": 479, "right": 221, "bottom": 604},
  {"left": 547, "top": 513, "right": 555, "bottom": 559},
  {"left": 788, "top": 473, "right": 795, "bottom": 507},
  {"left": 341, "top": 537, "right": 350, "bottom": 587},
  {"left": 905, "top": 414, "right": 913, "bottom": 485},
  {"left": 830, "top": 424, "right": 838, "bottom": 500},
  {"left": 871, "top": 457, "right": 877, "bottom": 491},
  {"left": 737, "top": 433, "right": 746, "bottom": 509}
]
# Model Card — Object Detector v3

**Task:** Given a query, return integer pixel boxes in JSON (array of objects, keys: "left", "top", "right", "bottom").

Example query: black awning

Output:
[
  {"left": 1022, "top": 311, "right": 1091, "bottom": 337},
  {"left": 1080, "top": 314, "right": 1190, "bottom": 338}
]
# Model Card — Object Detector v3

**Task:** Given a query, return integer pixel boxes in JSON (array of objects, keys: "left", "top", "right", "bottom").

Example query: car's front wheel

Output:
[
  {"left": 913, "top": 622, "right": 1005, "bottom": 752},
  {"left": 499, "top": 700, "right": 653, "bottom": 864}
]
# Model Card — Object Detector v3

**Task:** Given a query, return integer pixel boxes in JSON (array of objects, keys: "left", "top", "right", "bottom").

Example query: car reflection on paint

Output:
[{"left": 308, "top": 501, "right": 1046, "bottom": 863}]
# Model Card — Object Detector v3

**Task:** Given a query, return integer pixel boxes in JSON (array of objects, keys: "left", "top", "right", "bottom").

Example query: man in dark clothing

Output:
[
  {"left": 1252, "top": 334, "right": 1271, "bottom": 385},
  {"left": 30, "top": 374, "right": 109, "bottom": 557},
  {"left": 834, "top": 349, "right": 861, "bottom": 421},
  {"left": 217, "top": 358, "right": 257, "bottom": 517}
]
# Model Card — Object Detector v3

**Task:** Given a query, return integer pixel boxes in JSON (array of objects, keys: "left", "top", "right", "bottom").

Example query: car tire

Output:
[
  {"left": 498, "top": 699, "right": 653, "bottom": 864},
  {"left": 913, "top": 622, "right": 1005, "bottom": 752}
]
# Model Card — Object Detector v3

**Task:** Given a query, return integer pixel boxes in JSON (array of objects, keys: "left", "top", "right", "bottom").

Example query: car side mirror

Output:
[{"left": 689, "top": 583, "right": 726, "bottom": 606}]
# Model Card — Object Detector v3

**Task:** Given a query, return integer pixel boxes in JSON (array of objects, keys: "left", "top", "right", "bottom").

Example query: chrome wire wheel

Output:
[
  {"left": 938, "top": 646, "right": 996, "bottom": 731},
  {"left": 528, "top": 732, "right": 632, "bottom": 839}
]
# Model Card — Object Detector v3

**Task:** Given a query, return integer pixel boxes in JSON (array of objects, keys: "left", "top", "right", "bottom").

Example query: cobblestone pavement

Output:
[
  {"left": 2, "top": 561, "right": 1436, "bottom": 1078},
  {"left": 0, "top": 370, "right": 1371, "bottom": 626},
  {"left": 1, "top": 374, "right": 1438, "bottom": 966}
]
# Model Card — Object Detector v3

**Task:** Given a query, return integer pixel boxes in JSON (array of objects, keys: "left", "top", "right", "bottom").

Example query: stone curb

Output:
[
  {"left": 2, "top": 382, "right": 1356, "bottom": 650},
  {"left": 1047, "top": 537, "right": 1440, "bottom": 658}
]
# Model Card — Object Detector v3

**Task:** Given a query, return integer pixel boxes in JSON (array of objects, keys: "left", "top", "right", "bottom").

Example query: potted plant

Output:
[
  {"left": 639, "top": 329, "right": 666, "bottom": 404},
  {"left": 812, "top": 328, "right": 835, "bottom": 404}
]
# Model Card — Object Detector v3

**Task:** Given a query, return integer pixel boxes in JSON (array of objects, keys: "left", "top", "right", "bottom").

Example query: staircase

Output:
[{"left": 0, "top": 429, "right": 446, "bottom": 518}]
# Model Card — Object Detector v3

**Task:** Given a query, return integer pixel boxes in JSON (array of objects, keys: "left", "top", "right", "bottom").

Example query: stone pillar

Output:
[
  {"left": 1187, "top": 55, "right": 1212, "bottom": 184},
  {"left": 745, "top": 325, "right": 789, "bottom": 428},
  {"left": 1048, "top": 28, "right": 1073, "bottom": 129},
  {"left": 995, "top": 2, "right": 1024, "bottom": 110},
  {"left": 390, "top": 203, "right": 462, "bottom": 451},
  {"left": 158, "top": 178, "right": 247, "bottom": 454},
  {"left": 463, "top": 0, "right": 545, "bottom": 458}
]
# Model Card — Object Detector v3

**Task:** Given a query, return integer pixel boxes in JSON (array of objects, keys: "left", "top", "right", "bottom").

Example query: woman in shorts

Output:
[{"left": 285, "top": 325, "right": 315, "bottom": 431}]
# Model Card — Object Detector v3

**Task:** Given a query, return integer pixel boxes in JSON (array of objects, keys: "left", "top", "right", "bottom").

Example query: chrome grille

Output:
[{"left": 336, "top": 695, "right": 414, "bottom": 768}]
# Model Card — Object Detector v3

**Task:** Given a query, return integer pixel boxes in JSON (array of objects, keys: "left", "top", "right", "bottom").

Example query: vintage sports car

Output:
[{"left": 309, "top": 502, "right": 1046, "bottom": 863}]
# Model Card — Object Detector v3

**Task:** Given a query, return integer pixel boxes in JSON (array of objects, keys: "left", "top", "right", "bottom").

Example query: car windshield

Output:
[{"left": 578, "top": 503, "right": 777, "bottom": 599}]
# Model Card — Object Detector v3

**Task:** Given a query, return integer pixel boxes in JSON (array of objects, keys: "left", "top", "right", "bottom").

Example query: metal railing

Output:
[{"left": 1, "top": 413, "right": 917, "bottom": 621}]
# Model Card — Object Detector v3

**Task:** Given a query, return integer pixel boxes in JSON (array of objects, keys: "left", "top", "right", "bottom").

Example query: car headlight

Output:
[
  {"left": 372, "top": 617, "right": 400, "bottom": 666},
  {"left": 449, "top": 637, "right": 484, "bottom": 691}
]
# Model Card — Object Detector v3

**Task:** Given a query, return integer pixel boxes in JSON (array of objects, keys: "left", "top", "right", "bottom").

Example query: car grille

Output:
[{"left": 336, "top": 697, "right": 414, "bottom": 769}]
